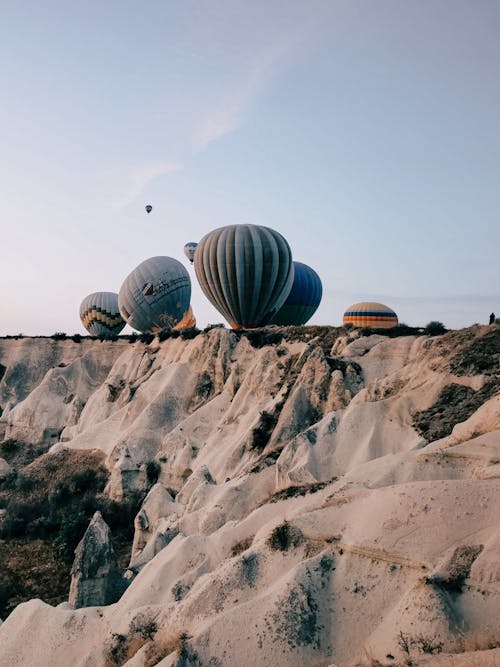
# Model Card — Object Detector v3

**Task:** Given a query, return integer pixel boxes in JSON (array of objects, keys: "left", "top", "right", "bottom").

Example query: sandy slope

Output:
[{"left": 0, "top": 325, "right": 499, "bottom": 666}]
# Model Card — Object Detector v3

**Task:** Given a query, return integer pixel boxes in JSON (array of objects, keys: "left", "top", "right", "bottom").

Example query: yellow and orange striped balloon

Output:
[{"left": 343, "top": 302, "right": 398, "bottom": 329}]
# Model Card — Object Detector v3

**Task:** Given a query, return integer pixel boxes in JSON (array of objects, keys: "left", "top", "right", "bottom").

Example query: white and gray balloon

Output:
[{"left": 118, "top": 256, "right": 191, "bottom": 333}]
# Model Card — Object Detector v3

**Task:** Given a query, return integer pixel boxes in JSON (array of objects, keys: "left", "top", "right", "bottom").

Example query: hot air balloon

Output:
[
  {"left": 79, "top": 292, "right": 126, "bottom": 336},
  {"left": 118, "top": 256, "right": 191, "bottom": 333},
  {"left": 183, "top": 242, "right": 198, "bottom": 264},
  {"left": 343, "top": 302, "right": 398, "bottom": 329},
  {"left": 270, "top": 261, "right": 322, "bottom": 326},
  {"left": 173, "top": 305, "right": 196, "bottom": 330},
  {"left": 145, "top": 204, "right": 153, "bottom": 214},
  {"left": 194, "top": 224, "right": 294, "bottom": 329}
]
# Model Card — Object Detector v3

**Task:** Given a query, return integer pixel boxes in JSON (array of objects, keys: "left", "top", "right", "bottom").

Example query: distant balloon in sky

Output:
[
  {"left": 270, "top": 261, "right": 322, "bottom": 326},
  {"left": 79, "top": 292, "right": 126, "bottom": 337},
  {"left": 119, "top": 256, "right": 191, "bottom": 333},
  {"left": 183, "top": 242, "right": 198, "bottom": 264},
  {"left": 194, "top": 224, "right": 294, "bottom": 329},
  {"left": 145, "top": 204, "right": 153, "bottom": 214},
  {"left": 173, "top": 305, "right": 196, "bottom": 330},
  {"left": 343, "top": 302, "right": 398, "bottom": 329}
]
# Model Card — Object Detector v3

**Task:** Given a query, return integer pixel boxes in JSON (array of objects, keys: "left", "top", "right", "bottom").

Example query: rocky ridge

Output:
[{"left": 0, "top": 325, "right": 499, "bottom": 666}]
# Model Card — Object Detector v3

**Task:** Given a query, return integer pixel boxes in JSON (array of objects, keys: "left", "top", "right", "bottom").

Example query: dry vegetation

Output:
[{"left": 0, "top": 448, "right": 144, "bottom": 618}]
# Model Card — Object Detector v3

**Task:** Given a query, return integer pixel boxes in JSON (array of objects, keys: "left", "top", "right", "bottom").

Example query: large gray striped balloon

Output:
[
  {"left": 194, "top": 224, "right": 294, "bottom": 328},
  {"left": 119, "top": 256, "right": 191, "bottom": 333},
  {"left": 79, "top": 292, "right": 126, "bottom": 336}
]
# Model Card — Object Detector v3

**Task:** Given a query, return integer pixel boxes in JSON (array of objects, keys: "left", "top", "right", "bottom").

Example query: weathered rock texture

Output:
[
  {"left": 0, "top": 325, "right": 499, "bottom": 666},
  {"left": 68, "top": 511, "right": 122, "bottom": 609}
]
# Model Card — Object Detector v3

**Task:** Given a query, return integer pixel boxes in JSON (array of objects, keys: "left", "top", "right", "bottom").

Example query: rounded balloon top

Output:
[
  {"left": 145, "top": 204, "right": 153, "bottom": 214},
  {"left": 183, "top": 242, "right": 198, "bottom": 264},
  {"left": 270, "top": 261, "right": 322, "bottom": 326},
  {"left": 194, "top": 224, "right": 294, "bottom": 328},
  {"left": 119, "top": 256, "right": 191, "bottom": 333},
  {"left": 343, "top": 302, "right": 398, "bottom": 329},
  {"left": 79, "top": 291, "right": 126, "bottom": 337}
]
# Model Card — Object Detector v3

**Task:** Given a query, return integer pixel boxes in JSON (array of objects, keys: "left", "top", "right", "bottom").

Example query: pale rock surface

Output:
[
  {"left": 0, "top": 325, "right": 499, "bottom": 666},
  {"left": 0, "top": 457, "right": 11, "bottom": 477},
  {"left": 68, "top": 511, "right": 122, "bottom": 609},
  {"left": 130, "top": 483, "right": 176, "bottom": 567}
]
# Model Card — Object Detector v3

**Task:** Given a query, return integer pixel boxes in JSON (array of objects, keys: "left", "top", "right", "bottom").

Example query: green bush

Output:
[
  {"left": 146, "top": 461, "right": 161, "bottom": 485},
  {"left": 243, "top": 329, "right": 284, "bottom": 348},
  {"left": 179, "top": 326, "right": 200, "bottom": 340},
  {"left": 424, "top": 321, "right": 447, "bottom": 336},
  {"left": 250, "top": 410, "right": 278, "bottom": 452},
  {"left": 267, "top": 521, "right": 304, "bottom": 551}
]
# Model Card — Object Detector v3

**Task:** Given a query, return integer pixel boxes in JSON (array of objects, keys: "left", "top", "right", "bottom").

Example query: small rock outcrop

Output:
[
  {"left": 68, "top": 511, "right": 122, "bottom": 608},
  {"left": 130, "top": 483, "right": 177, "bottom": 567},
  {"left": 0, "top": 457, "right": 11, "bottom": 478}
]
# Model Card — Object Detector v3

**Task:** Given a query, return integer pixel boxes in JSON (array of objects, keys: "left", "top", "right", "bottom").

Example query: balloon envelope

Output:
[
  {"left": 145, "top": 204, "right": 153, "bottom": 214},
  {"left": 173, "top": 305, "right": 196, "bottom": 330},
  {"left": 194, "top": 224, "right": 294, "bottom": 328},
  {"left": 343, "top": 302, "right": 398, "bottom": 328},
  {"left": 183, "top": 242, "right": 198, "bottom": 264},
  {"left": 270, "top": 261, "right": 322, "bottom": 326},
  {"left": 79, "top": 292, "right": 125, "bottom": 336},
  {"left": 119, "top": 256, "right": 191, "bottom": 333}
]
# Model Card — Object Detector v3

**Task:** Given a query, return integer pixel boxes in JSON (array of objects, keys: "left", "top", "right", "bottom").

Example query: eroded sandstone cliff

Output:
[{"left": 0, "top": 325, "right": 499, "bottom": 666}]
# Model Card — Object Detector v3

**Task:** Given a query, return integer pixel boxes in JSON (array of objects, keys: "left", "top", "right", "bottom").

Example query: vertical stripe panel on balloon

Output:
[
  {"left": 217, "top": 227, "right": 237, "bottom": 325},
  {"left": 245, "top": 225, "right": 263, "bottom": 325},
  {"left": 226, "top": 226, "right": 242, "bottom": 326},
  {"left": 201, "top": 234, "right": 223, "bottom": 318},
  {"left": 235, "top": 226, "right": 247, "bottom": 326},
  {"left": 257, "top": 227, "right": 279, "bottom": 323},
  {"left": 207, "top": 231, "right": 230, "bottom": 322}
]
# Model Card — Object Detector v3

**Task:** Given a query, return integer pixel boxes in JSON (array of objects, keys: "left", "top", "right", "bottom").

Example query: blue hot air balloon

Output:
[
  {"left": 118, "top": 256, "right": 191, "bottom": 333},
  {"left": 270, "top": 261, "right": 322, "bottom": 326},
  {"left": 79, "top": 292, "right": 126, "bottom": 336},
  {"left": 194, "top": 224, "right": 294, "bottom": 328}
]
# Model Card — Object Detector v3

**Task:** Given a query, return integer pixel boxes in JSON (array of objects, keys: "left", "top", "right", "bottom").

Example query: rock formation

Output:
[
  {"left": 0, "top": 324, "right": 498, "bottom": 666},
  {"left": 68, "top": 511, "right": 122, "bottom": 608}
]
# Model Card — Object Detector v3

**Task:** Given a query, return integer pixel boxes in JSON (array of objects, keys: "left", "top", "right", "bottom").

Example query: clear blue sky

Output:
[{"left": 1, "top": 0, "right": 498, "bottom": 335}]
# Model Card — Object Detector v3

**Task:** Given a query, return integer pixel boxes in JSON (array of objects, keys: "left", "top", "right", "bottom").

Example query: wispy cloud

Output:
[
  {"left": 99, "top": 161, "right": 182, "bottom": 209},
  {"left": 192, "top": 24, "right": 316, "bottom": 150}
]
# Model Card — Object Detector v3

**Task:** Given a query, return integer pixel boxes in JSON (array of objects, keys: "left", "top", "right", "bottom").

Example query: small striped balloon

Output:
[
  {"left": 80, "top": 292, "right": 126, "bottom": 336},
  {"left": 343, "top": 302, "right": 398, "bottom": 329}
]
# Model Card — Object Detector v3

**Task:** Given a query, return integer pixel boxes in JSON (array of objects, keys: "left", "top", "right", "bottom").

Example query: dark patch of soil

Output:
[
  {"left": 413, "top": 380, "right": 500, "bottom": 442},
  {"left": 0, "top": 448, "right": 144, "bottom": 618},
  {"left": 271, "top": 583, "right": 321, "bottom": 649},
  {"left": 268, "top": 481, "right": 331, "bottom": 503},
  {"left": 426, "top": 545, "right": 483, "bottom": 593},
  {"left": 449, "top": 327, "right": 500, "bottom": 376},
  {"left": 267, "top": 521, "right": 304, "bottom": 552}
]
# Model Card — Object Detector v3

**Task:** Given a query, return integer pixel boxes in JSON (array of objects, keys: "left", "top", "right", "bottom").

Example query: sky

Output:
[{"left": 0, "top": 0, "right": 499, "bottom": 335}]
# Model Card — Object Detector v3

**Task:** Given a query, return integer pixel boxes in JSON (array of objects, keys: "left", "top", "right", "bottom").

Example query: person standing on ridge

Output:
[{"left": 489, "top": 312, "right": 496, "bottom": 325}]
